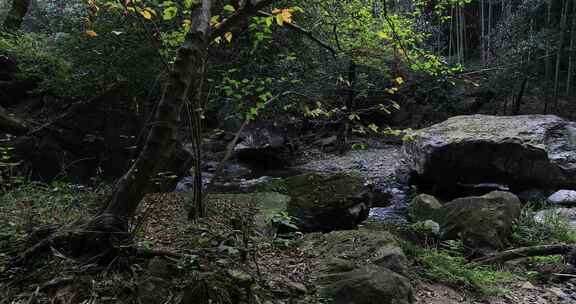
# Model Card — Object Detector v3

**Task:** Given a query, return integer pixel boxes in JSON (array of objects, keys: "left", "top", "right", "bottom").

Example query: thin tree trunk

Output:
[
  {"left": 487, "top": 0, "right": 492, "bottom": 64},
  {"left": 513, "top": 77, "right": 528, "bottom": 115},
  {"left": 337, "top": 60, "right": 356, "bottom": 154},
  {"left": 567, "top": 0, "right": 576, "bottom": 95},
  {"left": 481, "top": 0, "right": 485, "bottom": 66},
  {"left": 449, "top": 6, "right": 454, "bottom": 61},
  {"left": 2, "top": 0, "right": 30, "bottom": 31},
  {"left": 553, "top": 0, "right": 570, "bottom": 110},
  {"left": 544, "top": 1, "right": 553, "bottom": 113}
]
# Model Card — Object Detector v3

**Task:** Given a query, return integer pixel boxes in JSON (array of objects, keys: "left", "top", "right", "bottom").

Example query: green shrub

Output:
[
  {"left": 0, "top": 32, "right": 73, "bottom": 96},
  {"left": 416, "top": 248, "right": 514, "bottom": 295}
]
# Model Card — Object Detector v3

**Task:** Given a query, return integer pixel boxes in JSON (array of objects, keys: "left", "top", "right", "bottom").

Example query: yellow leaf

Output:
[
  {"left": 139, "top": 9, "right": 153, "bottom": 20},
  {"left": 85, "top": 30, "right": 98, "bottom": 37},
  {"left": 275, "top": 13, "right": 283, "bottom": 25},
  {"left": 377, "top": 31, "right": 390, "bottom": 40},
  {"left": 395, "top": 77, "right": 405, "bottom": 85},
  {"left": 224, "top": 32, "right": 233, "bottom": 43},
  {"left": 281, "top": 9, "right": 292, "bottom": 23}
]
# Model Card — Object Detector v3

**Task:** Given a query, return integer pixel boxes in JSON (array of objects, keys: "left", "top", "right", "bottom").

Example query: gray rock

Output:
[
  {"left": 259, "top": 172, "right": 371, "bottom": 232},
  {"left": 547, "top": 190, "right": 576, "bottom": 206},
  {"left": 318, "top": 265, "right": 413, "bottom": 304},
  {"left": 301, "top": 230, "right": 413, "bottom": 304},
  {"left": 408, "top": 194, "right": 442, "bottom": 221},
  {"left": 434, "top": 191, "right": 522, "bottom": 253},
  {"left": 404, "top": 115, "right": 576, "bottom": 189}
]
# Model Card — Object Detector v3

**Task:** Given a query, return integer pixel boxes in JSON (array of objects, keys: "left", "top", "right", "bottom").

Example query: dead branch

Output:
[{"left": 474, "top": 244, "right": 576, "bottom": 265}]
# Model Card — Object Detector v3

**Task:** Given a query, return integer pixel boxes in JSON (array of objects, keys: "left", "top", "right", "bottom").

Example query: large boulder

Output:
[
  {"left": 404, "top": 115, "right": 576, "bottom": 190},
  {"left": 301, "top": 230, "right": 413, "bottom": 304},
  {"left": 433, "top": 191, "right": 522, "bottom": 254},
  {"left": 259, "top": 172, "right": 371, "bottom": 232},
  {"left": 232, "top": 121, "right": 301, "bottom": 169}
]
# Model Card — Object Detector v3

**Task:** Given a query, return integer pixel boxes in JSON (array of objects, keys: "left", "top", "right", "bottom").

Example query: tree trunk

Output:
[
  {"left": 487, "top": 0, "right": 492, "bottom": 64},
  {"left": 567, "top": 0, "right": 576, "bottom": 95},
  {"left": 481, "top": 0, "right": 485, "bottom": 66},
  {"left": 2, "top": 0, "right": 30, "bottom": 31},
  {"left": 513, "top": 77, "right": 528, "bottom": 115},
  {"left": 544, "top": 1, "right": 553, "bottom": 113},
  {"left": 89, "top": 0, "right": 212, "bottom": 237},
  {"left": 553, "top": 0, "right": 570, "bottom": 110},
  {"left": 337, "top": 60, "right": 356, "bottom": 154}
]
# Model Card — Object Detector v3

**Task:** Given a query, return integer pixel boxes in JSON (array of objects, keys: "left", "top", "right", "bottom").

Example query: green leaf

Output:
[
  {"left": 223, "top": 4, "right": 236, "bottom": 12},
  {"left": 163, "top": 6, "right": 178, "bottom": 21}
]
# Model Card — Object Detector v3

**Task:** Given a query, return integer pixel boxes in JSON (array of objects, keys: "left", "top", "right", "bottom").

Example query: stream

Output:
[{"left": 176, "top": 143, "right": 412, "bottom": 223}]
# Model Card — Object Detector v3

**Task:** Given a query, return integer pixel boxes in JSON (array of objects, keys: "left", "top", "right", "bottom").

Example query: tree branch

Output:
[
  {"left": 211, "top": 0, "right": 278, "bottom": 40},
  {"left": 257, "top": 11, "right": 338, "bottom": 58}
]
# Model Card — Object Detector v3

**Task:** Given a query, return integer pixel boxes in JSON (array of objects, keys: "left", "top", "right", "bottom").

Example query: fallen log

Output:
[{"left": 474, "top": 244, "right": 576, "bottom": 265}]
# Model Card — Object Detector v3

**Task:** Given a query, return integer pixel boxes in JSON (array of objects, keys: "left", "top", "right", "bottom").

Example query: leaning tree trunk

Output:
[
  {"left": 2, "top": 0, "right": 30, "bottom": 31},
  {"left": 87, "top": 0, "right": 212, "bottom": 238},
  {"left": 77, "top": 0, "right": 280, "bottom": 249}
]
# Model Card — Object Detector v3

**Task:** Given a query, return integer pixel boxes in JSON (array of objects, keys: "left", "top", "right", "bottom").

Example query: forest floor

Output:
[{"left": 1, "top": 186, "right": 576, "bottom": 303}]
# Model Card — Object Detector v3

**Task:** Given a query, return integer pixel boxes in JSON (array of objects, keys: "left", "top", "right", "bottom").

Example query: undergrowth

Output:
[
  {"left": 415, "top": 247, "right": 514, "bottom": 295},
  {"left": 0, "top": 182, "right": 108, "bottom": 274},
  {"left": 512, "top": 204, "right": 576, "bottom": 246}
]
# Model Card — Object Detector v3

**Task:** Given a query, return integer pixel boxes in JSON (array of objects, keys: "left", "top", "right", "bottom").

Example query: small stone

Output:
[
  {"left": 548, "top": 287, "right": 571, "bottom": 300},
  {"left": 286, "top": 281, "right": 308, "bottom": 294},
  {"left": 520, "top": 281, "right": 536, "bottom": 290},
  {"left": 227, "top": 269, "right": 253, "bottom": 287},
  {"left": 547, "top": 190, "right": 576, "bottom": 206}
]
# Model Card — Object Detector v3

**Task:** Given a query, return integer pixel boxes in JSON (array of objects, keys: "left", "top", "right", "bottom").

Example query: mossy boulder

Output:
[
  {"left": 433, "top": 191, "right": 522, "bottom": 254},
  {"left": 259, "top": 172, "right": 371, "bottom": 232},
  {"left": 408, "top": 194, "right": 442, "bottom": 221},
  {"left": 301, "top": 230, "right": 413, "bottom": 304},
  {"left": 404, "top": 115, "right": 576, "bottom": 190}
]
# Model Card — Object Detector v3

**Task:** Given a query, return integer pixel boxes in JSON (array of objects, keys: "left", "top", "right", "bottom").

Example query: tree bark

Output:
[{"left": 2, "top": 0, "right": 30, "bottom": 31}]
